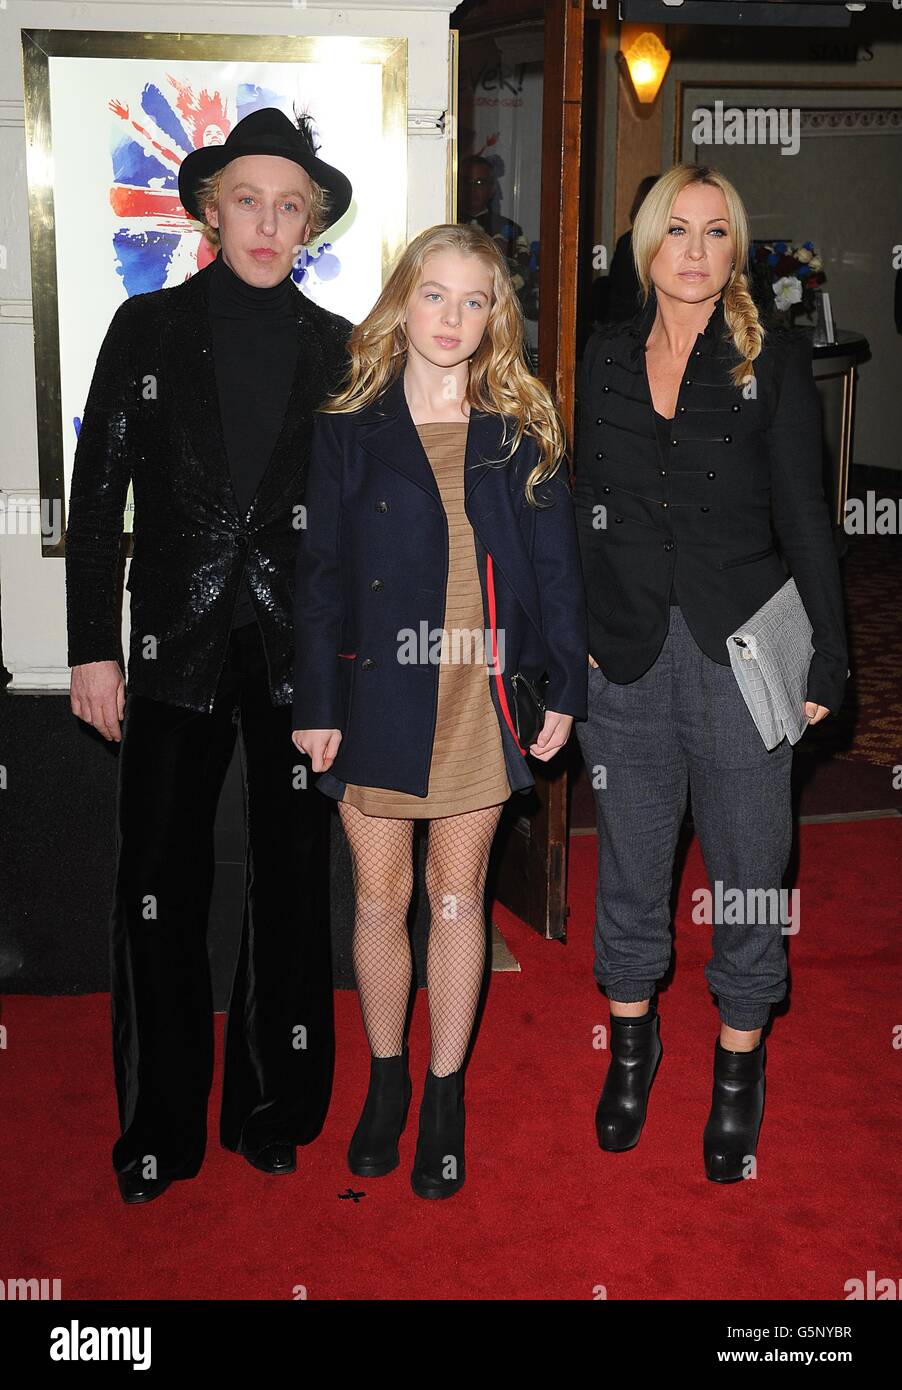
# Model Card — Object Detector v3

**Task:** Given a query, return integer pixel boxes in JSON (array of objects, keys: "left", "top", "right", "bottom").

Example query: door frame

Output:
[{"left": 452, "top": 0, "right": 587, "bottom": 939}]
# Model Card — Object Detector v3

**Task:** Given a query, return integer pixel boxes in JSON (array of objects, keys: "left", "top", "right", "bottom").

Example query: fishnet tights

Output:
[{"left": 338, "top": 800, "right": 504, "bottom": 1076}]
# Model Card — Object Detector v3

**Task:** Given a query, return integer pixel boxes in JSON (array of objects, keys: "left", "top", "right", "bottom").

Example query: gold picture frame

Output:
[{"left": 21, "top": 28, "right": 408, "bottom": 556}]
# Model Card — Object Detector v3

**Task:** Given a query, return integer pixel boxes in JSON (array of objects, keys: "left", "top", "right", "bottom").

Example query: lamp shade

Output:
[{"left": 621, "top": 29, "right": 670, "bottom": 106}]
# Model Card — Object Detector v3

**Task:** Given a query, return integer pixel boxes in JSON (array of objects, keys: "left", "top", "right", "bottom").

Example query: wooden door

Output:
[{"left": 452, "top": 0, "right": 586, "bottom": 938}]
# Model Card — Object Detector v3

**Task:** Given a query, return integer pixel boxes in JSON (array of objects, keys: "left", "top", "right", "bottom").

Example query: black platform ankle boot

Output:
[
  {"left": 595, "top": 1007, "right": 663, "bottom": 1152},
  {"left": 703, "top": 1038, "right": 766, "bottom": 1183},
  {"left": 410, "top": 1067, "right": 465, "bottom": 1200},
  {"left": 347, "top": 1045, "right": 412, "bottom": 1177}
]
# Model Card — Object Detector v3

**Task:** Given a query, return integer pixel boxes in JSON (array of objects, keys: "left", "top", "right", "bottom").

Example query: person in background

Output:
[
  {"left": 459, "top": 154, "right": 524, "bottom": 260},
  {"left": 590, "top": 174, "right": 660, "bottom": 330}
]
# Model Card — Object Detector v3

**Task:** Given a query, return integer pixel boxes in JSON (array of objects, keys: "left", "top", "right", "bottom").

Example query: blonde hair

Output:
[
  {"left": 192, "top": 165, "right": 329, "bottom": 251},
  {"left": 321, "top": 223, "right": 567, "bottom": 506},
  {"left": 631, "top": 164, "right": 763, "bottom": 388}
]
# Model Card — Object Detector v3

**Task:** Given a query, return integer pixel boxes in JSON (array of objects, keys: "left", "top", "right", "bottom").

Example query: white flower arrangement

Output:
[{"left": 773, "top": 276, "right": 803, "bottom": 312}]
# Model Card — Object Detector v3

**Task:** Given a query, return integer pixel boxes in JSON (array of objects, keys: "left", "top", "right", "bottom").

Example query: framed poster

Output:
[{"left": 21, "top": 29, "right": 408, "bottom": 554}]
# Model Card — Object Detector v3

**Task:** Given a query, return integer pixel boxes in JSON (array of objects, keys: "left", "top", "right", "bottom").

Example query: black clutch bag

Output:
[
  {"left": 485, "top": 549, "right": 550, "bottom": 752},
  {"left": 510, "top": 670, "right": 550, "bottom": 749}
]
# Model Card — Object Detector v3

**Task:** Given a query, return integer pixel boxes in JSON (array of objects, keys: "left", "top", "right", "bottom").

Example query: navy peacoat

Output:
[{"left": 291, "top": 371, "right": 588, "bottom": 799}]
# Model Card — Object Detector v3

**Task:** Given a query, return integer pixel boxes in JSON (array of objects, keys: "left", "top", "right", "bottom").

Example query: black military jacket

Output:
[{"left": 574, "top": 288, "right": 848, "bottom": 713}]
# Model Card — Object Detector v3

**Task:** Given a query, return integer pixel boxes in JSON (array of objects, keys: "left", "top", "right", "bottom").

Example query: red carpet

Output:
[{"left": 2, "top": 818, "right": 899, "bottom": 1301}]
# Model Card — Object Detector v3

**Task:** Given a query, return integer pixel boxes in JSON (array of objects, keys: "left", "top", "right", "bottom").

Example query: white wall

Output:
[{"left": 0, "top": 0, "right": 456, "bottom": 690}]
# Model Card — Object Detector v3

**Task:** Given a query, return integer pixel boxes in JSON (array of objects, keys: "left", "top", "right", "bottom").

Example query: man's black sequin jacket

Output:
[{"left": 65, "top": 259, "right": 352, "bottom": 713}]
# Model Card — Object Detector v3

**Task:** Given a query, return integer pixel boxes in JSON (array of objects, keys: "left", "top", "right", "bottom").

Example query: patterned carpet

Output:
[
  {"left": 796, "top": 471, "right": 902, "bottom": 789},
  {"left": 819, "top": 527, "right": 902, "bottom": 769}
]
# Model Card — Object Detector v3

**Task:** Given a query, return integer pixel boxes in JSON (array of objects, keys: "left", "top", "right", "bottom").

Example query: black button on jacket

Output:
[
  {"left": 65, "top": 259, "right": 352, "bottom": 712},
  {"left": 573, "top": 288, "right": 848, "bottom": 714}
]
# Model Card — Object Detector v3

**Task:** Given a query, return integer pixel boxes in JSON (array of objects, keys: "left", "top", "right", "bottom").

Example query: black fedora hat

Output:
[{"left": 178, "top": 106, "right": 352, "bottom": 232}]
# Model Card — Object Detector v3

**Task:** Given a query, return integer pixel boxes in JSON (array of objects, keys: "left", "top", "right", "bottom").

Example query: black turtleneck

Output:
[{"left": 207, "top": 251, "right": 300, "bottom": 629}]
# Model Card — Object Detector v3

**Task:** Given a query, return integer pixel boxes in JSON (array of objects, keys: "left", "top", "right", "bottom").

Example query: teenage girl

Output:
[{"left": 292, "top": 223, "right": 587, "bottom": 1198}]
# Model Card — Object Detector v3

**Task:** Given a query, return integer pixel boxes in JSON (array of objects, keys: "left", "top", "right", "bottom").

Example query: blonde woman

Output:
[
  {"left": 574, "top": 165, "right": 847, "bottom": 1181},
  {"left": 292, "top": 224, "right": 587, "bottom": 1198}
]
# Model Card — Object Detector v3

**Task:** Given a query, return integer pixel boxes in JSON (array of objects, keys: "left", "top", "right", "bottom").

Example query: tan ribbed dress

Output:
[{"left": 340, "top": 421, "right": 512, "bottom": 819}]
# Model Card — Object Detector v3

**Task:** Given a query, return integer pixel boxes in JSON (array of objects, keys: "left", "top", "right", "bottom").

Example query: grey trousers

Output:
[{"left": 575, "top": 606, "right": 794, "bottom": 1031}]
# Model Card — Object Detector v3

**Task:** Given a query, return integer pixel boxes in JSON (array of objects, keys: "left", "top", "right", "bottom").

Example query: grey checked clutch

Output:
[{"left": 726, "top": 578, "right": 813, "bottom": 750}]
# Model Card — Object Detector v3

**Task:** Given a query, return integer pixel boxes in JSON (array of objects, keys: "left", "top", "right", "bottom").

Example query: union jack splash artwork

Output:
[{"left": 106, "top": 78, "right": 343, "bottom": 295}]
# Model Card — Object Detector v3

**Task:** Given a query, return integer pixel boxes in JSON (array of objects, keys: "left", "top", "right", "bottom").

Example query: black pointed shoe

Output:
[
  {"left": 243, "top": 1142, "right": 297, "bottom": 1175},
  {"left": 703, "top": 1038, "right": 766, "bottom": 1183},
  {"left": 116, "top": 1162, "right": 173, "bottom": 1205},
  {"left": 410, "top": 1066, "right": 465, "bottom": 1200},
  {"left": 348, "top": 1045, "right": 412, "bottom": 1177},
  {"left": 595, "top": 1008, "right": 663, "bottom": 1152}
]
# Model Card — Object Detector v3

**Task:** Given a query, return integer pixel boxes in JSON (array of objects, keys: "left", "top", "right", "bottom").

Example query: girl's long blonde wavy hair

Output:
[
  {"left": 631, "top": 164, "right": 764, "bottom": 387},
  {"left": 321, "top": 224, "right": 566, "bottom": 506}
]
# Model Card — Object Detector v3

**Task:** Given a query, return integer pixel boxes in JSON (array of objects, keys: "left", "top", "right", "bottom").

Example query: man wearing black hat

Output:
[{"left": 66, "top": 107, "right": 353, "bottom": 1203}]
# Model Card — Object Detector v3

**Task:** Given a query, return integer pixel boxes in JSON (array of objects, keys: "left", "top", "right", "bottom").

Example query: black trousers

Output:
[{"left": 110, "top": 620, "right": 334, "bottom": 1180}]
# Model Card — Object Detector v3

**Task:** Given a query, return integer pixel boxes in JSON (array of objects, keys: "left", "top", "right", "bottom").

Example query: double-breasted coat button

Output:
[
  {"left": 375, "top": 500, "right": 389, "bottom": 512},
  {"left": 371, "top": 578, "right": 383, "bottom": 591},
  {"left": 596, "top": 451, "right": 605, "bottom": 460},
  {"left": 707, "top": 470, "right": 716, "bottom": 479},
  {"left": 605, "top": 356, "right": 613, "bottom": 364},
  {"left": 700, "top": 506, "right": 710, "bottom": 513},
  {"left": 684, "top": 378, "right": 692, "bottom": 386},
  {"left": 663, "top": 541, "right": 674, "bottom": 551},
  {"left": 723, "top": 435, "right": 732, "bottom": 443},
  {"left": 660, "top": 469, "right": 667, "bottom": 477},
  {"left": 671, "top": 438, "right": 678, "bottom": 447},
  {"left": 661, "top": 501, "right": 669, "bottom": 508},
  {"left": 602, "top": 385, "right": 610, "bottom": 393},
  {"left": 602, "top": 485, "right": 611, "bottom": 494},
  {"left": 732, "top": 403, "right": 741, "bottom": 412},
  {"left": 596, "top": 417, "right": 604, "bottom": 424},
  {"left": 361, "top": 658, "right": 375, "bottom": 670}
]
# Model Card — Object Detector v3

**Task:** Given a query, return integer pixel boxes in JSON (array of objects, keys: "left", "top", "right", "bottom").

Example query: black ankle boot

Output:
[
  {"left": 595, "top": 1008, "right": 663, "bottom": 1152},
  {"left": 410, "top": 1067, "right": 465, "bottom": 1200},
  {"left": 703, "top": 1038, "right": 766, "bottom": 1183},
  {"left": 347, "top": 1045, "right": 412, "bottom": 1177}
]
